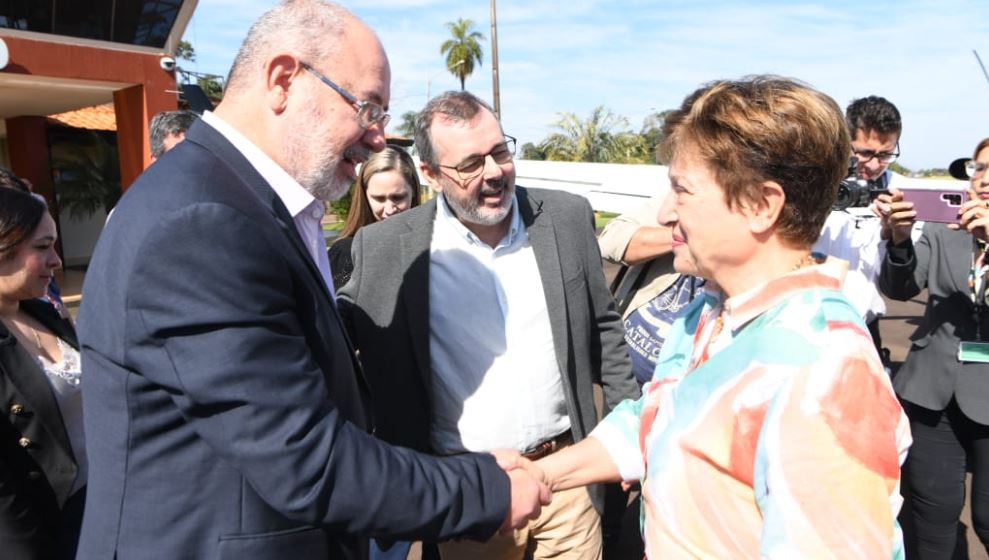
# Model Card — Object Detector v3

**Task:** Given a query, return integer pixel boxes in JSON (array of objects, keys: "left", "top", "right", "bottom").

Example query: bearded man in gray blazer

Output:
[{"left": 338, "top": 91, "right": 638, "bottom": 560}]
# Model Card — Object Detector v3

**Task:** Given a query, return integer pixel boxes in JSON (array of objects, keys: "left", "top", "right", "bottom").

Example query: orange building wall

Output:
[{"left": 1, "top": 36, "right": 178, "bottom": 189}]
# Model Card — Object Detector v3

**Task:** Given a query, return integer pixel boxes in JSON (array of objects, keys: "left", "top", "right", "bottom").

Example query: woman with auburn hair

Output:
[
  {"left": 328, "top": 146, "right": 421, "bottom": 289},
  {"left": 879, "top": 137, "right": 989, "bottom": 557},
  {"left": 531, "top": 76, "right": 911, "bottom": 558},
  {"left": 0, "top": 184, "right": 86, "bottom": 559}
]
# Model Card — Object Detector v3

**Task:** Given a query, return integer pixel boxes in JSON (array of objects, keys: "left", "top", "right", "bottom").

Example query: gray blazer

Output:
[
  {"left": 338, "top": 187, "right": 638, "bottom": 506},
  {"left": 880, "top": 222, "right": 989, "bottom": 423}
]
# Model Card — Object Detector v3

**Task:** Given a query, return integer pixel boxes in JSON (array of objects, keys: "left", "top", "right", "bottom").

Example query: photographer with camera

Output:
[{"left": 813, "top": 95, "right": 904, "bottom": 362}]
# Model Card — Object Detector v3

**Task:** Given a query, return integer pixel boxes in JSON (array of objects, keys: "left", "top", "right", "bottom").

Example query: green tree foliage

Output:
[
  {"left": 440, "top": 18, "right": 485, "bottom": 90},
  {"left": 329, "top": 189, "right": 353, "bottom": 223},
  {"left": 889, "top": 162, "right": 911, "bottom": 176},
  {"left": 173, "top": 40, "right": 224, "bottom": 101},
  {"left": 197, "top": 75, "right": 224, "bottom": 100},
  {"left": 540, "top": 106, "right": 650, "bottom": 164},
  {"left": 519, "top": 142, "right": 546, "bottom": 160},
  {"left": 640, "top": 110, "right": 674, "bottom": 162},
  {"left": 394, "top": 110, "right": 418, "bottom": 138},
  {"left": 915, "top": 168, "right": 950, "bottom": 178},
  {"left": 49, "top": 130, "right": 121, "bottom": 218},
  {"left": 175, "top": 40, "right": 196, "bottom": 62}
]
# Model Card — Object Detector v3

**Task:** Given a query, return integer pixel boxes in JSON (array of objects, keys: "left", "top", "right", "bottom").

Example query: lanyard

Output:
[{"left": 969, "top": 238, "right": 989, "bottom": 340}]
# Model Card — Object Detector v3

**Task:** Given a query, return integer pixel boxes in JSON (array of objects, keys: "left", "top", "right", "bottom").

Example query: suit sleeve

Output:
[
  {"left": 126, "top": 203, "right": 508, "bottom": 542},
  {"left": 577, "top": 199, "right": 640, "bottom": 412},
  {"left": 879, "top": 223, "right": 934, "bottom": 301}
]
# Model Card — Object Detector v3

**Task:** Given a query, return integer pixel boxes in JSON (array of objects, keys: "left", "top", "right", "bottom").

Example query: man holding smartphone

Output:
[{"left": 813, "top": 95, "right": 904, "bottom": 364}]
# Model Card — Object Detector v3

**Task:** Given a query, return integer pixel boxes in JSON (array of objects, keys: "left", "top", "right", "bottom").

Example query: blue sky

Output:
[{"left": 182, "top": 0, "right": 989, "bottom": 170}]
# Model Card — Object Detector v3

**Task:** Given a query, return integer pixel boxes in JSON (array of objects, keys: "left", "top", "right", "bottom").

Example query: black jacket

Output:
[{"left": 0, "top": 299, "right": 81, "bottom": 559}]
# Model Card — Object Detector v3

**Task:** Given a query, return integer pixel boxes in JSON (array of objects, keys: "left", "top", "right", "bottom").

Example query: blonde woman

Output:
[{"left": 328, "top": 146, "right": 421, "bottom": 289}]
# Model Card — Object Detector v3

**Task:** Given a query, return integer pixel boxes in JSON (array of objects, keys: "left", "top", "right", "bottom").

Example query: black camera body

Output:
[{"left": 833, "top": 157, "right": 888, "bottom": 211}]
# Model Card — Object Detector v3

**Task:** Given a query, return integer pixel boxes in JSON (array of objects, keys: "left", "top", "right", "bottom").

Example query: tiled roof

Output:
[
  {"left": 44, "top": 105, "right": 415, "bottom": 143},
  {"left": 47, "top": 103, "right": 117, "bottom": 131}
]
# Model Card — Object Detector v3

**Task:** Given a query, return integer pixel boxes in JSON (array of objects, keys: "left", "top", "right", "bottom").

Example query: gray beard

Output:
[
  {"left": 303, "top": 173, "right": 349, "bottom": 202},
  {"left": 441, "top": 184, "right": 514, "bottom": 227}
]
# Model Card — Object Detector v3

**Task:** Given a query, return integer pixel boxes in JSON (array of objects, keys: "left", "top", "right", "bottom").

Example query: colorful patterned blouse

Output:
[{"left": 592, "top": 261, "right": 911, "bottom": 558}]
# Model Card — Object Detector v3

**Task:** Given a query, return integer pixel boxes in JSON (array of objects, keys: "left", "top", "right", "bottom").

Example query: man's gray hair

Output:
[
  {"left": 225, "top": 0, "right": 349, "bottom": 95},
  {"left": 149, "top": 110, "right": 198, "bottom": 158},
  {"left": 414, "top": 91, "right": 497, "bottom": 168}
]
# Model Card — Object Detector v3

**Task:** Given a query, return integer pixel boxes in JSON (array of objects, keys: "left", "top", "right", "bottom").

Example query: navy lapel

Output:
[
  {"left": 185, "top": 121, "right": 334, "bottom": 306},
  {"left": 183, "top": 122, "right": 366, "bottom": 384},
  {"left": 517, "top": 187, "right": 571, "bottom": 378},
  {"left": 400, "top": 199, "right": 437, "bottom": 389}
]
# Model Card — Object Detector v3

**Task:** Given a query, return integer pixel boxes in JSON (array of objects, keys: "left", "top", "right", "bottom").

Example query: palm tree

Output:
[
  {"left": 540, "top": 106, "right": 648, "bottom": 163},
  {"left": 440, "top": 18, "right": 485, "bottom": 90},
  {"left": 639, "top": 110, "right": 674, "bottom": 162},
  {"left": 49, "top": 129, "right": 122, "bottom": 218},
  {"left": 394, "top": 110, "right": 418, "bottom": 138}
]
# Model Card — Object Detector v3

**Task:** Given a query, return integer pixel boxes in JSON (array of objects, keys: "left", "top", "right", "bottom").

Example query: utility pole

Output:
[{"left": 490, "top": 0, "right": 501, "bottom": 120}]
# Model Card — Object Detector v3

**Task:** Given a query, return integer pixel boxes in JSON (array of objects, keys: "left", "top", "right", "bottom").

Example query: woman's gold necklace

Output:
[
  {"left": 712, "top": 253, "right": 821, "bottom": 340},
  {"left": 6, "top": 317, "right": 45, "bottom": 356}
]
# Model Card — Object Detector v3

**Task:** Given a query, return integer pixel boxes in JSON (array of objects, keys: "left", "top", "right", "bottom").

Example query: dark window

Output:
[
  {"left": 0, "top": 0, "right": 184, "bottom": 48},
  {"left": 113, "top": 0, "right": 183, "bottom": 48},
  {"left": 53, "top": 0, "right": 113, "bottom": 42},
  {"left": 0, "top": 0, "right": 54, "bottom": 33}
]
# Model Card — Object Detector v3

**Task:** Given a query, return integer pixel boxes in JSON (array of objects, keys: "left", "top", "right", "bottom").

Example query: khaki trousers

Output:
[{"left": 439, "top": 486, "right": 602, "bottom": 560}]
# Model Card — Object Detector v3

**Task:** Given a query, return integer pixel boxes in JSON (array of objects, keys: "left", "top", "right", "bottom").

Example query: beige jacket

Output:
[{"left": 597, "top": 195, "right": 681, "bottom": 320}]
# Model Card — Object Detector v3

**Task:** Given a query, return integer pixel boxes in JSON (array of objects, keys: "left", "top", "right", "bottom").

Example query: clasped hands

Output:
[{"left": 490, "top": 449, "right": 552, "bottom": 536}]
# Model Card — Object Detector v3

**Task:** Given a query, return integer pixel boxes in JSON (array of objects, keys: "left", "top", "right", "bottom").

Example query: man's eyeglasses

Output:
[
  {"left": 301, "top": 62, "right": 390, "bottom": 130},
  {"left": 853, "top": 144, "right": 900, "bottom": 165},
  {"left": 438, "top": 136, "right": 517, "bottom": 182},
  {"left": 967, "top": 161, "right": 989, "bottom": 177}
]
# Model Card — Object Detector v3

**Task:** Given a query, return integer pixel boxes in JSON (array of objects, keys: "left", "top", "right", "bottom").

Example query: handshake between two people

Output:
[{"left": 489, "top": 437, "right": 624, "bottom": 536}]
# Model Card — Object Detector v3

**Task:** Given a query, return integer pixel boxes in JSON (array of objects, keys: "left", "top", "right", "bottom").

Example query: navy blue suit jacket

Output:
[{"left": 77, "top": 121, "right": 508, "bottom": 560}]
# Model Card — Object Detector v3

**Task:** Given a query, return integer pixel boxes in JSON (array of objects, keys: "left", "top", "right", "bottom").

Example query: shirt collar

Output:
[
  {"left": 717, "top": 256, "right": 848, "bottom": 333},
  {"left": 200, "top": 110, "right": 316, "bottom": 219},
  {"left": 436, "top": 192, "right": 521, "bottom": 249}
]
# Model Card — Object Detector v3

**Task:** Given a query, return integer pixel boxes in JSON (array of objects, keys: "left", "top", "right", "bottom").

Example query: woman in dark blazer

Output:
[
  {"left": 0, "top": 184, "right": 85, "bottom": 559},
  {"left": 880, "top": 137, "right": 989, "bottom": 557}
]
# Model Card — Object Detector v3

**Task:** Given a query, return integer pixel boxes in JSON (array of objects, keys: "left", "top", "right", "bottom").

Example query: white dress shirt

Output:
[
  {"left": 814, "top": 209, "right": 887, "bottom": 322},
  {"left": 200, "top": 111, "right": 334, "bottom": 295},
  {"left": 814, "top": 173, "right": 924, "bottom": 323},
  {"left": 428, "top": 194, "right": 570, "bottom": 454}
]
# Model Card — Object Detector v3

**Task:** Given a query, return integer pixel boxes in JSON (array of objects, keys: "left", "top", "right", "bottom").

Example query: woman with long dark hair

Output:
[{"left": 0, "top": 182, "right": 86, "bottom": 559}]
